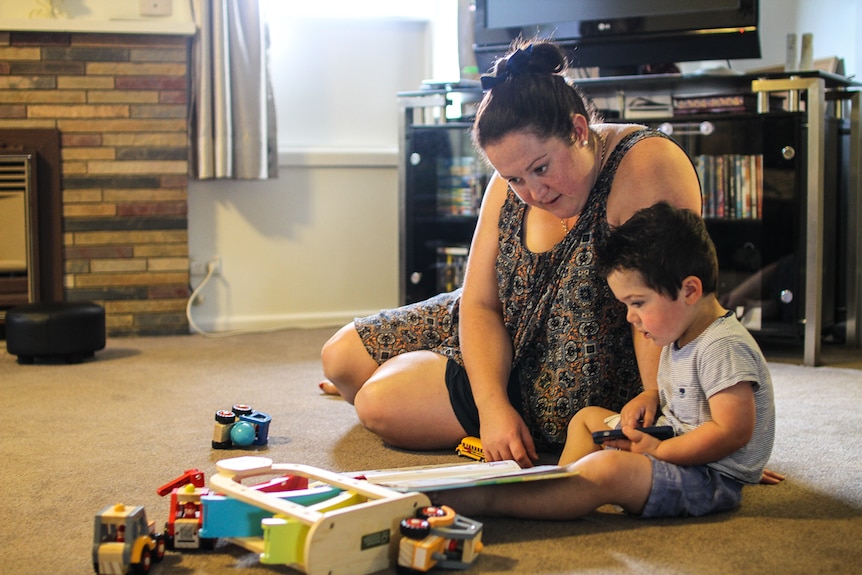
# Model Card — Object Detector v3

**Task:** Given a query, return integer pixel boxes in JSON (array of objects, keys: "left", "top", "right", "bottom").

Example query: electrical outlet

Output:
[
  {"left": 190, "top": 256, "right": 221, "bottom": 276},
  {"left": 206, "top": 256, "right": 222, "bottom": 276},
  {"left": 139, "top": 0, "right": 172, "bottom": 17}
]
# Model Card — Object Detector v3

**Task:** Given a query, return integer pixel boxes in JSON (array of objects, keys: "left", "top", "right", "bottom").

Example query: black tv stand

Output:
[
  {"left": 597, "top": 66, "right": 640, "bottom": 78},
  {"left": 597, "top": 64, "right": 679, "bottom": 77},
  {"left": 397, "top": 71, "right": 861, "bottom": 366}
]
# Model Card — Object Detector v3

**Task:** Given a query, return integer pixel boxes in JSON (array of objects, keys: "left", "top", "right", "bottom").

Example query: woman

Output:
[{"left": 320, "top": 40, "right": 702, "bottom": 467}]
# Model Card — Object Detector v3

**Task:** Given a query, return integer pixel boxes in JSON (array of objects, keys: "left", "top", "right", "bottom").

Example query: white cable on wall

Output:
[{"left": 186, "top": 259, "right": 293, "bottom": 338}]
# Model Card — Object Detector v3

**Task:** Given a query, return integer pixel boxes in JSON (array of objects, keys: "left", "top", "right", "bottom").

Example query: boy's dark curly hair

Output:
[{"left": 596, "top": 201, "right": 718, "bottom": 299}]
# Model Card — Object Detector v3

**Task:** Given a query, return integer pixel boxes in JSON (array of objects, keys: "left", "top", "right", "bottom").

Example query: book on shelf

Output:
[
  {"left": 696, "top": 154, "right": 763, "bottom": 220},
  {"left": 625, "top": 95, "right": 673, "bottom": 119},
  {"left": 436, "top": 245, "right": 469, "bottom": 293},
  {"left": 355, "top": 460, "right": 578, "bottom": 492},
  {"left": 673, "top": 93, "right": 785, "bottom": 115},
  {"left": 436, "top": 156, "right": 486, "bottom": 216}
]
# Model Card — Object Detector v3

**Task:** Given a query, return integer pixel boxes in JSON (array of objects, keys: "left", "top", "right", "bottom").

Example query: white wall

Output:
[
  {"left": 792, "top": 0, "right": 860, "bottom": 78},
  {"left": 188, "top": 0, "right": 860, "bottom": 333},
  {"left": 187, "top": 161, "right": 402, "bottom": 331},
  {"left": 188, "top": 14, "right": 438, "bottom": 332},
  {"left": 678, "top": 0, "right": 860, "bottom": 76}
]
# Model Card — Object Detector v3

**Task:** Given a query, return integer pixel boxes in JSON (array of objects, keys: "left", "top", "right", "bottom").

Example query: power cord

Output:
[{"left": 185, "top": 259, "right": 294, "bottom": 338}]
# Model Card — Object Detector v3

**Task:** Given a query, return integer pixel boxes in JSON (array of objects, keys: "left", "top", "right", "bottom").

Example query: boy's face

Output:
[{"left": 606, "top": 268, "right": 688, "bottom": 348}]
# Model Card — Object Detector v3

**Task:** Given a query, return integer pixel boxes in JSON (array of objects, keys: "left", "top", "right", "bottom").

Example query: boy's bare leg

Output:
[
  {"left": 436, "top": 449, "right": 654, "bottom": 520},
  {"left": 558, "top": 406, "right": 618, "bottom": 465}
]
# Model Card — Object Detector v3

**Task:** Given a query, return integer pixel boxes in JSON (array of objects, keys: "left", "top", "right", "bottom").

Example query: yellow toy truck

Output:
[
  {"left": 455, "top": 436, "right": 485, "bottom": 461},
  {"left": 93, "top": 503, "right": 165, "bottom": 574}
]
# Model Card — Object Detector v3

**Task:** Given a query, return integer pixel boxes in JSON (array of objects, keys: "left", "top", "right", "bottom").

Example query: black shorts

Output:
[{"left": 444, "top": 359, "right": 523, "bottom": 437}]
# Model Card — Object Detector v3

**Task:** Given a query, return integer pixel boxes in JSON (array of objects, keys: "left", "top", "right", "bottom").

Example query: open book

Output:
[{"left": 355, "top": 460, "right": 578, "bottom": 492}]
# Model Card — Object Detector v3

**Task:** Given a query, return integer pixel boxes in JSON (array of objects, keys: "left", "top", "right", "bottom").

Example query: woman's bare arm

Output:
[{"left": 460, "top": 174, "right": 538, "bottom": 467}]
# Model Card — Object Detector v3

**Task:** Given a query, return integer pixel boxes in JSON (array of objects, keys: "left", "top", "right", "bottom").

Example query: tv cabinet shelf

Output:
[
  {"left": 398, "top": 72, "right": 860, "bottom": 366},
  {"left": 575, "top": 70, "right": 854, "bottom": 95}
]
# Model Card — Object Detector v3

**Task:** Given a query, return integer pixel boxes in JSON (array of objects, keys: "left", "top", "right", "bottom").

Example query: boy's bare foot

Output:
[
  {"left": 760, "top": 468, "right": 786, "bottom": 485},
  {"left": 319, "top": 380, "right": 340, "bottom": 396}
]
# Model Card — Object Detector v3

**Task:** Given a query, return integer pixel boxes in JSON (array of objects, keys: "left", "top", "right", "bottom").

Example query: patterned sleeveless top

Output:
[{"left": 356, "top": 129, "right": 673, "bottom": 449}]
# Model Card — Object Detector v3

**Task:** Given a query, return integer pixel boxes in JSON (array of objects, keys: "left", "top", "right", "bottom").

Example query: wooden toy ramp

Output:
[{"left": 210, "top": 456, "right": 432, "bottom": 575}]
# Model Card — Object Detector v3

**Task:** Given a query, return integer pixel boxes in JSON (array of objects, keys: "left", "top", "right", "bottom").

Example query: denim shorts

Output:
[{"left": 640, "top": 456, "right": 744, "bottom": 518}]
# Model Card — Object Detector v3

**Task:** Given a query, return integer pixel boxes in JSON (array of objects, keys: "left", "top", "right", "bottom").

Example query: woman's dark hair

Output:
[
  {"left": 472, "top": 39, "right": 599, "bottom": 151},
  {"left": 595, "top": 202, "right": 719, "bottom": 299}
]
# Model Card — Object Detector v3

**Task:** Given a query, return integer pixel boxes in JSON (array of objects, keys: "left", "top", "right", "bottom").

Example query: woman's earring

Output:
[{"left": 580, "top": 139, "right": 589, "bottom": 147}]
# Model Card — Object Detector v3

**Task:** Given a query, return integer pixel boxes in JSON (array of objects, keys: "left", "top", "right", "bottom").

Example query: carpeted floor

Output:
[{"left": 1, "top": 328, "right": 860, "bottom": 575}]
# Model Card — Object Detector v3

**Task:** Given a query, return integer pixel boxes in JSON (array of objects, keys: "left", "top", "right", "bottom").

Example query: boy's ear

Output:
[{"left": 681, "top": 275, "right": 703, "bottom": 303}]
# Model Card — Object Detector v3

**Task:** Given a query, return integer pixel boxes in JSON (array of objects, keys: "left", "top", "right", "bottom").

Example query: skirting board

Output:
[{"left": 189, "top": 310, "right": 382, "bottom": 334}]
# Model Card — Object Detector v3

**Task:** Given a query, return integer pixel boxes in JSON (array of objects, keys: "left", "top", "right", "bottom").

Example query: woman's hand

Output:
[{"left": 479, "top": 405, "right": 538, "bottom": 468}]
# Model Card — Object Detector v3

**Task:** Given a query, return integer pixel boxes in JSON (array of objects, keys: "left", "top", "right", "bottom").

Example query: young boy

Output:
[{"left": 437, "top": 202, "right": 776, "bottom": 520}]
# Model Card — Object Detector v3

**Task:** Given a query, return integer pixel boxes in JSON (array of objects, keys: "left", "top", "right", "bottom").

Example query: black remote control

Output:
[{"left": 592, "top": 425, "right": 675, "bottom": 444}]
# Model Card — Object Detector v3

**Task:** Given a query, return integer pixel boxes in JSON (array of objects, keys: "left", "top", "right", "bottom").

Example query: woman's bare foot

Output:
[{"left": 319, "top": 380, "right": 340, "bottom": 396}]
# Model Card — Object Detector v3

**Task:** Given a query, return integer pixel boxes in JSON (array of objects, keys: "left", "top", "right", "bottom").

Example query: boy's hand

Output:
[
  {"left": 623, "top": 426, "right": 664, "bottom": 454},
  {"left": 619, "top": 390, "right": 660, "bottom": 428},
  {"left": 602, "top": 426, "right": 663, "bottom": 454}
]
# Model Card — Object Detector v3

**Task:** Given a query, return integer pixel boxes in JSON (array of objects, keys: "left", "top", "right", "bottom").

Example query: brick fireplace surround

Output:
[{"left": 1, "top": 31, "right": 192, "bottom": 336}]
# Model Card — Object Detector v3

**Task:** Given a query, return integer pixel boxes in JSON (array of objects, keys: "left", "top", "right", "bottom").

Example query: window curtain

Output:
[{"left": 191, "top": 0, "right": 278, "bottom": 179}]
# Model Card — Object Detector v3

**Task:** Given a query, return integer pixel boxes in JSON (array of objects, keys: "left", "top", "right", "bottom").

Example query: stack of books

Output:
[
  {"left": 695, "top": 154, "right": 764, "bottom": 219},
  {"left": 436, "top": 246, "right": 469, "bottom": 293},
  {"left": 673, "top": 93, "right": 785, "bottom": 115},
  {"left": 625, "top": 95, "right": 673, "bottom": 119},
  {"left": 436, "top": 157, "right": 486, "bottom": 216}
]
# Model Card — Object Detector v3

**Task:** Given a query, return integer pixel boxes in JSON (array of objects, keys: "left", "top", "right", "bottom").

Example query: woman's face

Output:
[{"left": 484, "top": 125, "right": 594, "bottom": 219}]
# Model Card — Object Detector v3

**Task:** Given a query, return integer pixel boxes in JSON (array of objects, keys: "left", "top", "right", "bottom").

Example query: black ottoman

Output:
[{"left": 6, "top": 302, "right": 106, "bottom": 364}]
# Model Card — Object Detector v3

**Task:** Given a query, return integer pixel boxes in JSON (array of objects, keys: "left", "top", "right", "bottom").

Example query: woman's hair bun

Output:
[
  {"left": 495, "top": 40, "right": 567, "bottom": 77},
  {"left": 474, "top": 38, "right": 595, "bottom": 148},
  {"left": 523, "top": 41, "right": 567, "bottom": 75}
]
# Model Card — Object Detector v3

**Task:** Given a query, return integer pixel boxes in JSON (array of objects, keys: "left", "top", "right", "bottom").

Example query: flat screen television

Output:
[{"left": 473, "top": 0, "right": 761, "bottom": 76}]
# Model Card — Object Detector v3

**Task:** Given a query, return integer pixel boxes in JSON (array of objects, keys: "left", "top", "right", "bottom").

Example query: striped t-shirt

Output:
[{"left": 658, "top": 311, "right": 775, "bottom": 484}]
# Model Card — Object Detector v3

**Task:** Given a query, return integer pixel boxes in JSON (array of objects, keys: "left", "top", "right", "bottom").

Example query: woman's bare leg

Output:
[
  {"left": 320, "top": 322, "right": 379, "bottom": 404},
  {"left": 319, "top": 380, "right": 339, "bottom": 395},
  {"left": 322, "top": 323, "right": 467, "bottom": 449},
  {"left": 354, "top": 350, "right": 468, "bottom": 450}
]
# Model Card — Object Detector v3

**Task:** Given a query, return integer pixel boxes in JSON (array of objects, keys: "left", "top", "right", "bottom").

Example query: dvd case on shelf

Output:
[{"left": 696, "top": 154, "right": 763, "bottom": 220}]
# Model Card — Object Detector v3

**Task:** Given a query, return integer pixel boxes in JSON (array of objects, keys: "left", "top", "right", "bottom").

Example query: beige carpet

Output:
[{"left": 1, "top": 328, "right": 861, "bottom": 575}]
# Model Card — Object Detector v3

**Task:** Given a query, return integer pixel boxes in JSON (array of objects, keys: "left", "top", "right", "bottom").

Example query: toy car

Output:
[
  {"left": 212, "top": 404, "right": 272, "bottom": 449},
  {"left": 93, "top": 503, "right": 165, "bottom": 574},
  {"left": 397, "top": 505, "right": 483, "bottom": 572},
  {"left": 455, "top": 436, "right": 485, "bottom": 461},
  {"left": 157, "top": 469, "right": 216, "bottom": 550}
]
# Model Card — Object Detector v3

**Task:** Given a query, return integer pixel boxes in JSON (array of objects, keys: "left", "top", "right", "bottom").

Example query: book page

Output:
[{"left": 356, "top": 461, "right": 578, "bottom": 492}]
